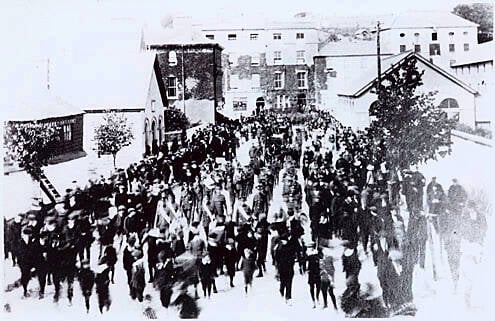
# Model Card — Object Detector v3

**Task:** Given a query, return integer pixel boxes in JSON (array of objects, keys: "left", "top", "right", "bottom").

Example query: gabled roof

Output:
[
  {"left": 2, "top": 90, "right": 83, "bottom": 122},
  {"left": 338, "top": 51, "right": 479, "bottom": 98},
  {"left": 153, "top": 55, "right": 168, "bottom": 107},
  {"left": 316, "top": 38, "right": 394, "bottom": 57}
]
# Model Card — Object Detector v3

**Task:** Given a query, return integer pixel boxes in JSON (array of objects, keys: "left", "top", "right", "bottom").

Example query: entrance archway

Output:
[
  {"left": 256, "top": 97, "right": 265, "bottom": 115},
  {"left": 297, "top": 93, "right": 306, "bottom": 112}
]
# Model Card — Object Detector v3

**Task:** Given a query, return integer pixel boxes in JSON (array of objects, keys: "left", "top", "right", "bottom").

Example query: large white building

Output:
[
  {"left": 375, "top": 11, "right": 479, "bottom": 69},
  {"left": 196, "top": 17, "right": 325, "bottom": 118}
]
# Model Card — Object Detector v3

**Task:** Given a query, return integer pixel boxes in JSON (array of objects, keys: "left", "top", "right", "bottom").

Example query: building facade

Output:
[
  {"left": 334, "top": 52, "right": 479, "bottom": 130},
  {"left": 198, "top": 20, "right": 322, "bottom": 118},
  {"left": 377, "top": 11, "right": 479, "bottom": 69},
  {"left": 145, "top": 44, "right": 223, "bottom": 152}
]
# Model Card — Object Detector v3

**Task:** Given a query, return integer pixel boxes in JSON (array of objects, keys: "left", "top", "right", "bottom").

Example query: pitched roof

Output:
[
  {"left": 53, "top": 51, "right": 156, "bottom": 110},
  {"left": 338, "top": 51, "right": 479, "bottom": 97},
  {"left": 316, "top": 38, "right": 394, "bottom": 57},
  {"left": 2, "top": 91, "right": 83, "bottom": 122},
  {"left": 378, "top": 11, "right": 479, "bottom": 29},
  {"left": 320, "top": 11, "right": 479, "bottom": 30}
]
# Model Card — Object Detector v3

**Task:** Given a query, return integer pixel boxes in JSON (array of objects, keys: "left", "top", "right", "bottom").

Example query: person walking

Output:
[
  {"left": 306, "top": 242, "right": 321, "bottom": 308},
  {"left": 320, "top": 247, "right": 338, "bottom": 310},
  {"left": 78, "top": 259, "right": 95, "bottom": 313}
]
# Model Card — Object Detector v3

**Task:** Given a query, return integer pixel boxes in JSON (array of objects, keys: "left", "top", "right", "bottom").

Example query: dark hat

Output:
[
  {"left": 117, "top": 205, "right": 127, "bottom": 211},
  {"left": 128, "top": 207, "right": 136, "bottom": 213},
  {"left": 22, "top": 227, "right": 33, "bottom": 235},
  {"left": 27, "top": 213, "right": 37, "bottom": 220}
]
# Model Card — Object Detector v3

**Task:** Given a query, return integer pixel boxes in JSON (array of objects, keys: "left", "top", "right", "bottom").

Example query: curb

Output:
[{"left": 451, "top": 130, "right": 493, "bottom": 147}]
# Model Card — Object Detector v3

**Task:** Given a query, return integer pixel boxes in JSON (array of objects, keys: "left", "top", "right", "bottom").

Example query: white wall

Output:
[
  {"left": 84, "top": 111, "right": 145, "bottom": 167},
  {"left": 381, "top": 26, "right": 478, "bottom": 68},
  {"left": 338, "top": 58, "right": 478, "bottom": 130}
]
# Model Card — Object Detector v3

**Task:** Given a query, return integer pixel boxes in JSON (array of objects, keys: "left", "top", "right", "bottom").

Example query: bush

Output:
[
  {"left": 164, "top": 108, "right": 190, "bottom": 132},
  {"left": 455, "top": 123, "right": 493, "bottom": 139}
]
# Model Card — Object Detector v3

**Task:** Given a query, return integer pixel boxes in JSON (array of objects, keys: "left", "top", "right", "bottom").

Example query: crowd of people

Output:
[{"left": 4, "top": 109, "right": 488, "bottom": 318}]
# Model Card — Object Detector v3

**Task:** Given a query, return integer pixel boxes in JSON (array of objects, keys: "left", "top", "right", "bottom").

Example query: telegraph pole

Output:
[
  {"left": 376, "top": 21, "right": 381, "bottom": 95},
  {"left": 47, "top": 58, "right": 50, "bottom": 90}
]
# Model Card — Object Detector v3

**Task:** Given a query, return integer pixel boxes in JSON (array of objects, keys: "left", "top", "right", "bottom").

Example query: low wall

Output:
[{"left": 451, "top": 129, "right": 493, "bottom": 147}]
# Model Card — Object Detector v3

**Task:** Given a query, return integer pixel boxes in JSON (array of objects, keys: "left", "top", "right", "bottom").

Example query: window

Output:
[
  {"left": 251, "top": 55, "right": 260, "bottom": 66},
  {"left": 432, "top": 32, "right": 438, "bottom": 41},
  {"left": 167, "top": 76, "right": 177, "bottom": 98},
  {"left": 429, "top": 43, "right": 441, "bottom": 56},
  {"left": 449, "top": 44, "right": 455, "bottom": 52},
  {"left": 151, "top": 99, "right": 156, "bottom": 111},
  {"left": 296, "top": 32, "right": 304, "bottom": 39},
  {"left": 296, "top": 71, "right": 307, "bottom": 88},
  {"left": 228, "top": 34, "right": 237, "bottom": 40},
  {"left": 399, "top": 45, "right": 406, "bottom": 53},
  {"left": 63, "top": 124, "right": 72, "bottom": 141},
  {"left": 464, "top": 43, "right": 469, "bottom": 51},
  {"left": 439, "top": 98, "right": 459, "bottom": 109},
  {"left": 463, "top": 31, "right": 468, "bottom": 35},
  {"left": 233, "top": 98, "right": 248, "bottom": 111},
  {"left": 273, "top": 33, "right": 282, "bottom": 40},
  {"left": 206, "top": 34, "right": 214, "bottom": 40},
  {"left": 414, "top": 32, "right": 420, "bottom": 37},
  {"left": 449, "top": 32, "right": 455, "bottom": 36},
  {"left": 327, "top": 68, "right": 337, "bottom": 78},
  {"left": 296, "top": 50, "right": 305, "bottom": 64},
  {"left": 273, "top": 51, "right": 282, "bottom": 64},
  {"left": 250, "top": 33, "right": 258, "bottom": 40},
  {"left": 168, "top": 51, "right": 177, "bottom": 66},
  {"left": 400, "top": 33, "right": 405, "bottom": 37},
  {"left": 414, "top": 44, "right": 421, "bottom": 53},
  {"left": 274, "top": 72, "right": 283, "bottom": 89}
]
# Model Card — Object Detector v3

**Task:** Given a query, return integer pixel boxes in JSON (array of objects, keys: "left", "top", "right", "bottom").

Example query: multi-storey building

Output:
[
  {"left": 198, "top": 19, "right": 323, "bottom": 118},
  {"left": 375, "top": 11, "right": 479, "bottom": 69},
  {"left": 144, "top": 43, "right": 223, "bottom": 152}
]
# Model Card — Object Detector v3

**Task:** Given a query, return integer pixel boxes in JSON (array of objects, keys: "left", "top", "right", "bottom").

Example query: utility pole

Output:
[
  {"left": 181, "top": 45, "right": 186, "bottom": 114},
  {"left": 47, "top": 58, "right": 50, "bottom": 90},
  {"left": 376, "top": 21, "right": 381, "bottom": 96}
]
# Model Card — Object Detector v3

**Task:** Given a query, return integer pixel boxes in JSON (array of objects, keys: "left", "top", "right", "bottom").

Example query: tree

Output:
[
  {"left": 3, "top": 121, "right": 61, "bottom": 179},
  {"left": 369, "top": 57, "right": 454, "bottom": 171},
  {"left": 164, "top": 107, "right": 190, "bottom": 132},
  {"left": 453, "top": 3, "right": 493, "bottom": 43},
  {"left": 94, "top": 112, "right": 134, "bottom": 168}
]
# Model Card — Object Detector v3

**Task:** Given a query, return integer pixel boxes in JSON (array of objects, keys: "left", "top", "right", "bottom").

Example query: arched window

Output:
[
  {"left": 158, "top": 116, "right": 163, "bottom": 144},
  {"left": 439, "top": 98, "right": 459, "bottom": 109},
  {"left": 151, "top": 119, "right": 156, "bottom": 142},
  {"left": 168, "top": 51, "right": 177, "bottom": 65},
  {"left": 144, "top": 118, "right": 150, "bottom": 154}
]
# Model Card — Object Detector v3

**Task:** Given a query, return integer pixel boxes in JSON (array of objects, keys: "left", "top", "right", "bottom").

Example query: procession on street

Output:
[{"left": 3, "top": 109, "right": 488, "bottom": 319}]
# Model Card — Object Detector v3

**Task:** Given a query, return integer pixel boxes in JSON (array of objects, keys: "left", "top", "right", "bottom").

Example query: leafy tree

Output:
[
  {"left": 164, "top": 107, "right": 190, "bottom": 132},
  {"left": 94, "top": 112, "right": 134, "bottom": 168},
  {"left": 453, "top": 3, "right": 493, "bottom": 43},
  {"left": 3, "top": 122, "right": 61, "bottom": 179},
  {"left": 369, "top": 57, "right": 455, "bottom": 171}
]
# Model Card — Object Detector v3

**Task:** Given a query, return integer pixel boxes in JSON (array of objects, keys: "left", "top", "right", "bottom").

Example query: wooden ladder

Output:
[{"left": 38, "top": 171, "right": 61, "bottom": 203}]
